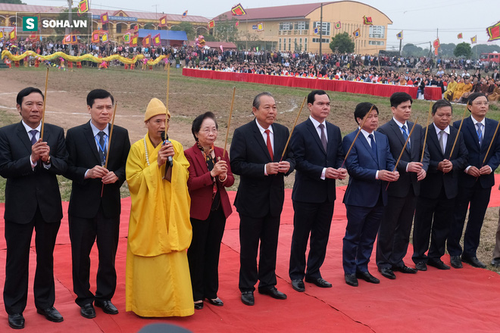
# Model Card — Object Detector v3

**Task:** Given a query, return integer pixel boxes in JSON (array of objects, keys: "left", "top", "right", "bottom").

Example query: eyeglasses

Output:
[
  {"left": 472, "top": 101, "right": 489, "bottom": 106},
  {"left": 200, "top": 128, "right": 218, "bottom": 134}
]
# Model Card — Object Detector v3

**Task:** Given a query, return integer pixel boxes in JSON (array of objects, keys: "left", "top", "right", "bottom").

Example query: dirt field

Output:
[{"left": 0, "top": 66, "right": 498, "bottom": 273}]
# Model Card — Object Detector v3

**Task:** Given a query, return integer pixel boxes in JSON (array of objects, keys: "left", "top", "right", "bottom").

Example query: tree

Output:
[
  {"left": 212, "top": 14, "right": 239, "bottom": 43},
  {"left": 454, "top": 42, "right": 472, "bottom": 58},
  {"left": 171, "top": 21, "right": 195, "bottom": 41},
  {"left": 402, "top": 43, "right": 423, "bottom": 57},
  {"left": 438, "top": 43, "right": 456, "bottom": 58},
  {"left": 329, "top": 32, "right": 354, "bottom": 54}
]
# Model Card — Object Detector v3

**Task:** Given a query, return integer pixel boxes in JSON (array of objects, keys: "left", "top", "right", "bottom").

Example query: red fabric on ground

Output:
[{"left": 0, "top": 181, "right": 500, "bottom": 332}]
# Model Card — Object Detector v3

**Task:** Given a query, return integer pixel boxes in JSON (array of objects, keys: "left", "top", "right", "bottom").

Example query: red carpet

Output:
[{"left": 2, "top": 176, "right": 500, "bottom": 332}]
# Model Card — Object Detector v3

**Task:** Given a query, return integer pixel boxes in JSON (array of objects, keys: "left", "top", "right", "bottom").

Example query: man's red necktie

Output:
[{"left": 265, "top": 129, "right": 273, "bottom": 160}]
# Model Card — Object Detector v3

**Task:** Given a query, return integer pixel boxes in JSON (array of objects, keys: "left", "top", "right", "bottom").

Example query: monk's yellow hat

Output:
[{"left": 144, "top": 98, "right": 170, "bottom": 122}]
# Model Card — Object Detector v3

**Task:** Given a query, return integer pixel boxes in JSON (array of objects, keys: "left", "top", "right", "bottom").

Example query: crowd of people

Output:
[
  {"left": 2, "top": 39, "right": 500, "bottom": 104},
  {"left": 2, "top": 83, "right": 500, "bottom": 330}
]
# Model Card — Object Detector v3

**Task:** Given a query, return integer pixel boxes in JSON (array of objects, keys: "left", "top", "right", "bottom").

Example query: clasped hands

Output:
[
  {"left": 31, "top": 139, "right": 50, "bottom": 164},
  {"left": 378, "top": 170, "right": 400, "bottom": 182},
  {"left": 325, "top": 167, "right": 348, "bottom": 180},
  {"left": 157, "top": 141, "right": 174, "bottom": 167},
  {"left": 266, "top": 161, "right": 291, "bottom": 175},
  {"left": 437, "top": 159, "right": 454, "bottom": 174},
  {"left": 466, "top": 165, "right": 491, "bottom": 177},
  {"left": 407, "top": 162, "right": 427, "bottom": 181},
  {"left": 86, "top": 165, "right": 118, "bottom": 184},
  {"left": 210, "top": 159, "right": 228, "bottom": 181}
]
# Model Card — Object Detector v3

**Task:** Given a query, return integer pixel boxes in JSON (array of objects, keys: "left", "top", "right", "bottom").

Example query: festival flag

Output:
[
  {"left": 130, "top": 34, "right": 138, "bottom": 47},
  {"left": 153, "top": 33, "right": 161, "bottom": 46},
  {"left": 457, "top": 33, "right": 463, "bottom": 39},
  {"left": 335, "top": 21, "right": 341, "bottom": 29},
  {"left": 220, "top": 45, "right": 223, "bottom": 52},
  {"left": 353, "top": 28, "right": 360, "bottom": 38},
  {"left": 486, "top": 21, "right": 500, "bottom": 42},
  {"left": 78, "top": 0, "right": 89, "bottom": 14},
  {"left": 142, "top": 34, "right": 151, "bottom": 47},
  {"left": 9, "top": 28, "right": 16, "bottom": 41},
  {"left": 91, "top": 31, "right": 100, "bottom": 43},
  {"left": 0, "top": 31, "right": 3, "bottom": 39},
  {"left": 134, "top": 25, "right": 139, "bottom": 32},
  {"left": 182, "top": 10, "right": 188, "bottom": 17},
  {"left": 101, "top": 32, "right": 108, "bottom": 43},
  {"left": 208, "top": 20, "right": 215, "bottom": 29},
  {"left": 433, "top": 38, "right": 440, "bottom": 49},
  {"left": 257, "top": 23, "right": 264, "bottom": 31},
  {"left": 63, "top": 34, "right": 77, "bottom": 45},
  {"left": 159, "top": 16, "right": 167, "bottom": 27},
  {"left": 101, "top": 12, "right": 109, "bottom": 25},
  {"left": 396, "top": 31, "right": 403, "bottom": 40},
  {"left": 235, "top": 21, "right": 239, "bottom": 27},
  {"left": 363, "top": 16, "right": 373, "bottom": 25},
  {"left": 123, "top": 33, "right": 131, "bottom": 44},
  {"left": 29, "top": 31, "right": 40, "bottom": 42},
  {"left": 231, "top": 3, "right": 246, "bottom": 16},
  {"left": 471, "top": 35, "right": 477, "bottom": 44}
]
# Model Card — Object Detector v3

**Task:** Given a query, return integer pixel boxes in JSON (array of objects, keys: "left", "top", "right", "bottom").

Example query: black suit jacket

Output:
[
  {"left": 419, "top": 124, "right": 468, "bottom": 200},
  {"left": 230, "top": 120, "right": 295, "bottom": 218},
  {"left": 454, "top": 117, "right": 500, "bottom": 189},
  {"left": 0, "top": 122, "right": 68, "bottom": 223},
  {"left": 291, "top": 118, "right": 343, "bottom": 203},
  {"left": 378, "top": 119, "right": 429, "bottom": 197},
  {"left": 64, "top": 122, "right": 130, "bottom": 219}
]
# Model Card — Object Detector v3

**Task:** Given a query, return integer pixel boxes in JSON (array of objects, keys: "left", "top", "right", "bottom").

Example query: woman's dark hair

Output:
[
  {"left": 191, "top": 111, "right": 218, "bottom": 141},
  {"left": 354, "top": 102, "right": 379, "bottom": 124}
]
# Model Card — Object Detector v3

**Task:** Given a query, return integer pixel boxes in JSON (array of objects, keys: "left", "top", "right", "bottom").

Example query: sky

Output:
[{"left": 29, "top": 0, "right": 500, "bottom": 50}]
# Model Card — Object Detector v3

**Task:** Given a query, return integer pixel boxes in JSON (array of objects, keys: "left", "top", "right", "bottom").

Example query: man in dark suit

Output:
[
  {"left": 342, "top": 102, "right": 399, "bottom": 287},
  {"left": 376, "top": 92, "right": 429, "bottom": 279},
  {"left": 447, "top": 92, "right": 500, "bottom": 269},
  {"left": 413, "top": 99, "right": 468, "bottom": 271},
  {"left": 230, "top": 92, "right": 295, "bottom": 306},
  {"left": 288, "top": 90, "right": 346, "bottom": 292},
  {"left": 0, "top": 87, "right": 68, "bottom": 329},
  {"left": 64, "top": 89, "right": 130, "bottom": 318}
]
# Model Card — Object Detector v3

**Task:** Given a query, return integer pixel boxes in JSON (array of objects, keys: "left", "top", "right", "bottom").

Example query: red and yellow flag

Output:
[
  {"left": 130, "top": 34, "right": 138, "bottom": 47},
  {"left": 78, "top": 0, "right": 89, "bottom": 14},
  {"left": 231, "top": 3, "right": 246, "bottom": 16},
  {"left": 363, "top": 16, "right": 373, "bottom": 25},
  {"left": 101, "top": 12, "right": 109, "bottom": 24},
  {"left": 486, "top": 21, "right": 500, "bottom": 42},
  {"left": 142, "top": 34, "right": 151, "bottom": 47},
  {"left": 457, "top": 33, "right": 463, "bottom": 39},
  {"left": 153, "top": 33, "right": 161, "bottom": 46},
  {"left": 9, "top": 28, "right": 16, "bottom": 41},
  {"left": 471, "top": 35, "right": 477, "bottom": 44},
  {"left": 159, "top": 16, "right": 167, "bottom": 27},
  {"left": 91, "top": 31, "right": 100, "bottom": 43},
  {"left": 208, "top": 20, "right": 215, "bottom": 29}
]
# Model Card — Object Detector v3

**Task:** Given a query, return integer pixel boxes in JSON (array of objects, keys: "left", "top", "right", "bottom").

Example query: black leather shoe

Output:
[
  {"left": 379, "top": 267, "right": 396, "bottom": 279},
  {"left": 491, "top": 258, "right": 500, "bottom": 267},
  {"left": 415, "top": 261, "right": 427, "bottom": 271},
  {"left": 305, "top": 277, "right": 332, "bottom": 288},
  {"left": 80, "top": 303, "right": 96, "bottom": 319},
  {"left": 356, "top": 271, "right": 380, "bottom": 284},
  {"left": 450, "top": 256, "right": 463, "bottom": 268},
  {"left": 37, "top": 306, "right": 63, "bottom": 323},
  {"left": 95, "top": 300, "right": 119, "bottom": 314},
  {"left": 241, "top": 291, "right": 254, "bottom": 306},
  {"left": 194, "top": 301, "right": 204, "bottom": 310},
  {"left": 8, "top": 313, "right": 25, "bottom": 329},
  {"left": 258, "top": 287, "right": 287, "bottom": 300},
  {"left": 392, "top": 265, "right": 418, "bottom": 274},
  {"left": 428, "top": 259, "right": 450, "bottom": 270},
  {"left": 291, "top": 279, "right": 305, "bottom": 292},
  {"left": 207, "top": 298, "right": 224, "bottom": 306},
  {"left": 462, "top": 256, "right": 486, "bottom": 268},
  {"left": 344, "top": 274, "right": 358, "bottom": 287}
]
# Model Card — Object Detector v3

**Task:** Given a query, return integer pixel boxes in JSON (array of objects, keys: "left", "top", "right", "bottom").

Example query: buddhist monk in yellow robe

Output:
[
  {"left": 125, "top": 98, "right": 194, "bottom": 317},
  {"left": 453, "top": 78, "right": 472, "bottom": 102},
  {"left": 444, "top": 77, "right": 457, "bottom": 101}
]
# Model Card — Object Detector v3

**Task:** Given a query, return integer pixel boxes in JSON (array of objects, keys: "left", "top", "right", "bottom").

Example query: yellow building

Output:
[
  {"left": 215, "top": 1, "right": 392, "bottom": 55},
  {"left": 0, "top": 3, "right": 209, "bottom": 41}
]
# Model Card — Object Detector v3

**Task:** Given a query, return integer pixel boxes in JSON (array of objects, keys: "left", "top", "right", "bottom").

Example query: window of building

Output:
[
  {"left": 369, "top": 26, "right": 385, "bottom": 39},
  {"left": 314, "top": 21, "right": 330, "bottom": 36},
  {"left": 368, "top": 41, "right": 385, "bottom": 45},
  {"left": 294, "top": 21, "right": 309, "bottom": 30},
  {"left": 289, "top": 38, "right": 291, "bottom": 51},
  {"left": 304, "top": 38, "right": 308, "bottom": 51},
  {"left": 279, "top": 22, "right": 293, "bottom": 31},
  {"left": 279, "top": 38, "right": 281, "bottom": 51},
  {"left": 312, "top": 38, "right": 330, "bottom": 43},
  {"left": 116, "top": 24, "right": 122, "bottom": 33}
]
